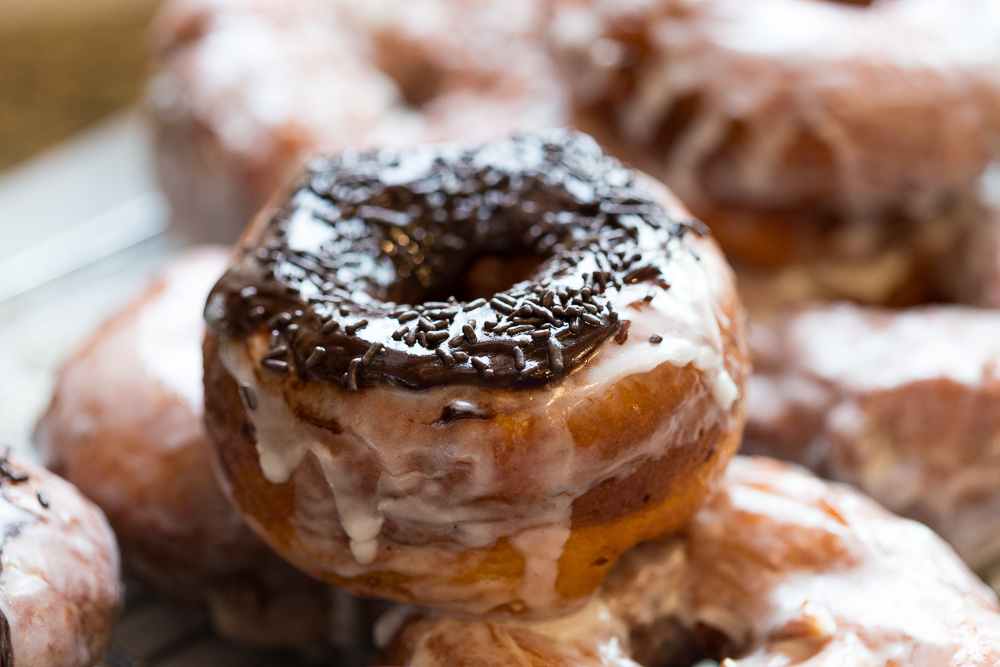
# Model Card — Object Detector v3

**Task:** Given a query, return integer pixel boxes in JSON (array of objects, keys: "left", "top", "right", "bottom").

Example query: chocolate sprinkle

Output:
[
  {"left": 239, "top": 382, "right": 258, "bottom": 410},
  {"left": 0, "top": 456, "right": 27, "bottom": 484},
  {"left": 347, "top": 358, "right": 361, "bottom": 393},
  {"left": 615, "top": 320, "right": 631, "bottom": 344},
  {"left": 650, "top": 334, "right": 663, "bottom": 344},
  {"left": 206, "top": 129, "right": 700, "bottom": 390},
  {"left": 513, "top": 346, "right": 526, "bottom": 372},
  {"left": 361, "top": 342, "right": 383, "bottom": 366},
  {"left": 37, "top": 491, "right": 49, "bottom": 509},
  {"left": 548, "top": 338, "right": 565, "bottom": 374},
  {"left": 261, "top": 358, "right": 289, "bottom": 373}
]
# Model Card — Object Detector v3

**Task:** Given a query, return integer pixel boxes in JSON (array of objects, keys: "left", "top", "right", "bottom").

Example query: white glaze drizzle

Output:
[{"left": 218, "top": 232, "right": 739, "bottom": 613}]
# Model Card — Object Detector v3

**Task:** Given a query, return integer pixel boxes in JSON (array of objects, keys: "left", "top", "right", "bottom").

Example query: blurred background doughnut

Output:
[
  {"left": 602, "top": 456, "right": 1000, "bottom": 666},
  {"left": 0, "top": 453, "right": 120, "bottom": 667},
  {"left": 33, "top": 247, "right": 364, "bottom": 649},
  {"left": 550, "top": 0, "right": 1000, "bottom": 310},
  {"left": 744, "top": 304, "right": 1000, "bottom": 576},
  {"left": 149, "top": 0, "right": 568, "bottom": 243}
]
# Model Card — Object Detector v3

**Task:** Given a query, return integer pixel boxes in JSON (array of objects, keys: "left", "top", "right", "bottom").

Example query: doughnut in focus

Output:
[
  {"left": 550, "top": 0, "right": 1000, "bottom": 307},
  {"left": 378, "top": 457, "right": 1000, "bottom": 666},
  {"left": 203, "top": 129, "right": 749, "bottom": 616},
  {"left": 0, "top": 453, "right": 120, "bottom": 667},
  {"left": 34, "top": 247, "right": 347, "bottom": 648},
  {"left": 149, "top": 0, "right": 567, "bottom": 242},
  {"left": 745, "top": 304, "right": 1000, "bottom": 577}
]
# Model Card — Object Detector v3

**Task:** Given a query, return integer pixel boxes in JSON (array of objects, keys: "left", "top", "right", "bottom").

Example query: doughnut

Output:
[
  {"left": 376, "top": 597, "right": 636, "bottom": 667},
  {"left": 34, "top": 247, "right": 350, "bottom": 648},
  {"left": 744, "top": 304, "right": 1000, "bottom": 577},
  {"left": 0, "top": 453, "right": 120, "bottom": 667},
  {"left": 550, "top": 0, "right": 1000, "bottom": 306},
  {"left": 941, "top": 201, "right": 1000, "bottom": 308},
  {"left": 380, "top": 457, "right": 1000, "bottom": 666},
  {"left": 149, "top": 0, "right": 568, "bottom": 243},
  {"left": 202, "top": 129, "right": 749, "bottom": 616}
]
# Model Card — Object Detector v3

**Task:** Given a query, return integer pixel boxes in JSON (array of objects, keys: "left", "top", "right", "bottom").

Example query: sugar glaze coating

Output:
[{"left": 0, "top": 455, "right": 120, "bottom": 667}]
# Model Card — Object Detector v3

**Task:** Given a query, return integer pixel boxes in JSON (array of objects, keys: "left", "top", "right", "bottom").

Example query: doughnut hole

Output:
[{"left": 461, "top": 254, "right": 546, "bottom": 301}]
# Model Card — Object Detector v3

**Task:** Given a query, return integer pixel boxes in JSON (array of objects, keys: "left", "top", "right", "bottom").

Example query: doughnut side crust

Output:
[
  {"left": 34, "top": 247, "right": 342, "bottom": 648},
  {"left": 0, "top": 456, "right": 120, "bottom": 667},
  {"left": 745, "top": 304, "right": 1000, "bottom": 571}
]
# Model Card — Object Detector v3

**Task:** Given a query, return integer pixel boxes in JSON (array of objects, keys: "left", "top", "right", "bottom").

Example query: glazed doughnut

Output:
[
  {"left": 744, "top": 304, "right": 1000, "bottom": 576},
  {"left": 550, "top": 0, "right": 1000, "bottom": 306},
  {"left": 34, "top": 247, "right": 349, "bottom": 648},
  {"left": 376, "top": 597, "right": 636, "bottom": 667},
  {"left": 605, "top": 456, "right": 1000, "bottom": 666},
  {"left": 203, "top": 129, "right": 749, "bottom": 616},
  {"left": 0, "top": 453, "right": 120, "bottom": 667},
  {"left": 381, "top": 457, "right": 1000, "bottom": 666},
  {"left": 149, "top": 0, "right": 567, "bottom": 242}
]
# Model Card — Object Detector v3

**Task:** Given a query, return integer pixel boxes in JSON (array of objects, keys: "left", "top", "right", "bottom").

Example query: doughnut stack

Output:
[{"left": 24, "top": 0, "right": 1000, "bottom": 662}]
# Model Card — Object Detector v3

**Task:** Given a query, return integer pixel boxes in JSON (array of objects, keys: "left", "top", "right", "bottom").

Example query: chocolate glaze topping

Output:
[{"left": 206, "top": 129, "right": 703, "bottom": 390}]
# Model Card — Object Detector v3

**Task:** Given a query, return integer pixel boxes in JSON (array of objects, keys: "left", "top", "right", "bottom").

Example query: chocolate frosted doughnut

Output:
[{"left": 204, "top": 129, "right": 748, "bottom": 616}]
